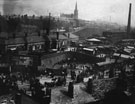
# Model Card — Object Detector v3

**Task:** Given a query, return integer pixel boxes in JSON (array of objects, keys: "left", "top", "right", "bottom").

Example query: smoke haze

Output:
[
  {"left": 3, "top": 0, "right": 18, "bottom": 15},
  {"left": 1, "top": 0, "right": 135, "bottom": 26},
  {"left": 3, "top": 0, "right": 32, "bottom": 15}
]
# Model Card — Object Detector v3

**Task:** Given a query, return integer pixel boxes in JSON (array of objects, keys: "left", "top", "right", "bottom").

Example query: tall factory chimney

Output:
[
  {"left": 46, "top": 13, "right": 51, "bottom": 36},
  {"left": 127, "top": 3, "right": 132, "bottom": 37}
]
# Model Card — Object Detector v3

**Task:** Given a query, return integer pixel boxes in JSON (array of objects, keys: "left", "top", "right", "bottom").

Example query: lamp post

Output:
[
  {"left": 56, "top": 30, "right": 60, "bottom": 51},
  {"left": 55, "top": 29, "right": 65, "bottom": 51}
]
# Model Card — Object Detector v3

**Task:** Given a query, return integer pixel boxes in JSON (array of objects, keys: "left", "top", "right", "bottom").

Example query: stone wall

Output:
[
  {"left": 41, "top": 52, "right": 71, "bottom": 69},
  {"left": 41, "top": 52, "right": 102, "bottom": 69},
  {"left": 21, "top": 94, "right": 40, "bottom": 104},
  {"left": 92, "top": 77, "right": 117, "bottom": 99}
]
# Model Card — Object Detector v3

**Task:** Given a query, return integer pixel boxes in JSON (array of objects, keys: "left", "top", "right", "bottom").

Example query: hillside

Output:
[{"left": 73, "top": 27, "right": 106, "bottom": 40}]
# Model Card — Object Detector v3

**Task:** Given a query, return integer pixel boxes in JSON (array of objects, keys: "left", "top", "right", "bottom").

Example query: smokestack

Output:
[
  {"left": 127, "top": 3, "right": 132, "bottom": 36},
  {"left": 56, "top": 32, "right": 59, "bottom": 40},
  {"left": 46, "top": 13, "right": 51, "bottom": 36},
  {"left": 56, "top": 28, "right": 60, "bottom": 40}
]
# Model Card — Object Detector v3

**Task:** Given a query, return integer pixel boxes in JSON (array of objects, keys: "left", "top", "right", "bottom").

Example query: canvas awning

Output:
[
  {"left": 113, "top": 53, "right": 134, "bottom": 59},
  {"left": 97, "top": 60, "right": 115, "bottom": 66},
  {"left": 83, "top": 48, "right": 94, "bottom": 51},
  {"left": 86, "top": 38, "right": 101, "bottom": 42}
]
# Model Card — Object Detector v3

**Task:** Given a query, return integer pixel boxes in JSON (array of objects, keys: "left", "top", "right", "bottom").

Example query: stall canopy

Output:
[
  {"left": 97, "top": 60, "right": 115, "bottom": 66},
  {"left": 86, "top": 38, "right": 101, "bottom": 42},
  {"left": 113, "top": 53, "right": 134, "bottom": 59}
]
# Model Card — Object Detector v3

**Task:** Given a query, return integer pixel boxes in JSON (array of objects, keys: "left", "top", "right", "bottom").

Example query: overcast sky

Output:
[{"left": 0, "top": 0, "right": 135, "bottom": 26}]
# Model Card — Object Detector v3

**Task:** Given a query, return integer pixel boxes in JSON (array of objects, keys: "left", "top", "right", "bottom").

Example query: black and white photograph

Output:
[{"left": 0, "top": 0, "right": 135, "bottom": 104}]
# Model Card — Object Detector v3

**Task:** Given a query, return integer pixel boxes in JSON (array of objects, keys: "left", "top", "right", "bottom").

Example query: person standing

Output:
[
  {"left": 87, "top": 78, "right": 93, "bottom": 94},
  {"left": 68, "top": 81, "right": 74, "bottom": 98},
  {"left": 46, "top": 86, "right": 51, "bottom": 104}
]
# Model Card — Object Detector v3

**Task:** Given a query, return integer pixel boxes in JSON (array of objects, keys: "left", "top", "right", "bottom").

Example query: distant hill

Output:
[
  {"left": 73, "top": 27, "right": 105, "bottom": 40},
  {"left": 73, "top": 20, "right": 125, "bottom": 40}
]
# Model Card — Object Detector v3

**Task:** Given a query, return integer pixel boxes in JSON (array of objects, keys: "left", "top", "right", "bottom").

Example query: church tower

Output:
[{"left": 74, "top": 1, "right": 78, "bottom": 20}]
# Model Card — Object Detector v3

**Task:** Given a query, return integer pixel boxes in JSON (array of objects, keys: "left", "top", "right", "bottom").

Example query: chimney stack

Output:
[
  {"left": 127, "top": 3, "right": 132, "bottom": 37},
  {"left": 56, "top": 31, "right": 59, "bottom": 40},
  {"left": 46, "top": 13, "right": 51, "bottom": 36}
]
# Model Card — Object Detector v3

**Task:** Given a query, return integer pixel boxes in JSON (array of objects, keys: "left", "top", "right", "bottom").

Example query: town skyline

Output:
[{"left": 0, "top": 0, "right": 135, "bottom": 26}]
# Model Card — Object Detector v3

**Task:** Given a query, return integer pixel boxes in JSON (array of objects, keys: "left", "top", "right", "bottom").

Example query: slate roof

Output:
[{"left": 5, "top": 38, "right": 25, "bottom": 45}]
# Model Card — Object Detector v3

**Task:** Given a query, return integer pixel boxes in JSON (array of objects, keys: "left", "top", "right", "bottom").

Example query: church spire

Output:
[
  {"left": 74, "top": 1, "right": 78, "bottom": 19},
  {"left": 75, "top": 1, "right": 78, "bottom": 11}
]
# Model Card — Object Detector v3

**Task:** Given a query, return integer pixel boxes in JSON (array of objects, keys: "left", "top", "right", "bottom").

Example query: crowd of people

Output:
[
  {"left": 0, "top": 72, "right": 52, "bottom": 104},
  {"left": 0, "top": 57, "right": 135, "bottom": 104}
]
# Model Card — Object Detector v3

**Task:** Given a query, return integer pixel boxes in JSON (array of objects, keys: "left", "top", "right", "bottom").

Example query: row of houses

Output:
[{"left": 0, "top": 26, "right": 79, "bottom": 54}]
